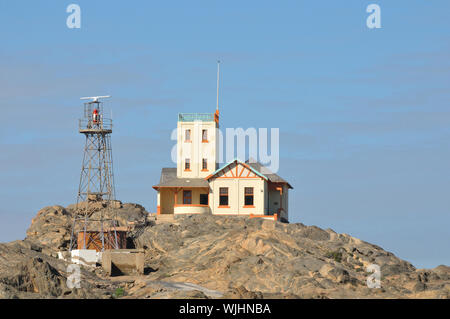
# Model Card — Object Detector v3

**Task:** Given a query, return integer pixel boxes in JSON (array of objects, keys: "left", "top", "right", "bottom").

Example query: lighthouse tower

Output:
[{"left": 69, "top": 96, "right": 120, "bottom": 251}]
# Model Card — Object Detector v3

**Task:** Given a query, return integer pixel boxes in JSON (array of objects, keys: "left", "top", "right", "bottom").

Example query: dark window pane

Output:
[
  {"left": 219, "top": 195, "right": 228, "bottom": 206},
  {"left": 245, "top": 195, "right": 254, "bottom": 206},
  {"left": 200, "top": 194, "right": 208, "bottom": 205},
  {"left": 245, "top": 187, "right": 253, "bottom": 195},
  {"left": 219, "top": 187, "right": 228, "bottom": 195}
]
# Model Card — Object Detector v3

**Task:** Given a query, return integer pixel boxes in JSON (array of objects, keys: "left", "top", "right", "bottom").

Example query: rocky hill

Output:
[{"left": 0, "top": 203, "right": 448, "bottom": 299}]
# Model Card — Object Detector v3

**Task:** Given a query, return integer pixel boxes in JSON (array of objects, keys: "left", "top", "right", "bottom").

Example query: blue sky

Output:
[{"left": 0, "top": 1, "right": 449, "bottom": 268}]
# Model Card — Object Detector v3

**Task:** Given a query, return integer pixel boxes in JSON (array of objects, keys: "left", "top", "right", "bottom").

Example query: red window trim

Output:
[
  {"left": 244, "top": 187, "right": 254, "bottom": 207},
  {"left": 202, "top": 129, "right": 208, "bottom": 142}
]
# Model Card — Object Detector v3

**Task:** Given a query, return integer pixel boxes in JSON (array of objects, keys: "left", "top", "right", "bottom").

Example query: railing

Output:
[
  {"left": 178, "top": 113, "right": 214, "bottom": 122},
  {"left": 79, "top": 118, "right": 113, "bottom": 131}
]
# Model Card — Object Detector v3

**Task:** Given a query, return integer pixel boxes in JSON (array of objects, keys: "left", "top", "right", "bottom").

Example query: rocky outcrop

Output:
[
  {"left": 0, "top": 240, "right": 118, "bottom": 299},
  {"left": 26, "top": 205, "right": 72, "bottom": 251},
  {"left": 132, "top": 214, "right": 449, "bottom": 299},
  {"left": 1, "top": 204, "right": 448, "bottom": 299},
  {"left": 25, "top": 202, "right": 149, "bottom": 252}
]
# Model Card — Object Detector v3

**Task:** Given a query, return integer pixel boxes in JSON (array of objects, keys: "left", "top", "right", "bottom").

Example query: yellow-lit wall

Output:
[
  {"left": 209, "top": 178, "right": 266, "bottom": 215},
  {"left": 177, "top": 120, "right": 219, "bottom": 179},
  {"left": 173, "top": 188, "right": 210, "bottom": 206},
  {"left": 160, "top": 189, "right": 174, "bottom": 214}
]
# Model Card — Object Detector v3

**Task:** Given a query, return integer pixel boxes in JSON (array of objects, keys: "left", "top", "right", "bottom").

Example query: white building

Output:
[{"left": 153, "top": 110, "right": 292, "bottom": 222}]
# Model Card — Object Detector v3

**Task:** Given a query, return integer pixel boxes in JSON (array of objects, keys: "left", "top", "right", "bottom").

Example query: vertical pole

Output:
[
  {"left": 113, "top": 224, "right": 119, "bottom": 249},
  {"left": 216, "top": 60, "right": 220, "bottom": 112},
  {"left": 100, "top": 218, "right": 105, "bottom": 252},
  {"left": 69, "top": 216, "right": 76, "bottom": 251},
  {"left": 83, "top": 215, "right": 87, "bottom": 249}
]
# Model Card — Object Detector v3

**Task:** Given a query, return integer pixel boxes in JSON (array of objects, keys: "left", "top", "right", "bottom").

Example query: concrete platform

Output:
[{"left": 102, "top": 249, "right": 144, "bottom": 276}]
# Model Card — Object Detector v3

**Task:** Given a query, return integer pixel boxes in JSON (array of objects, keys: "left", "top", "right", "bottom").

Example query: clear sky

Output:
[{"left": 0, "top": 1, "right": 449, "bottom": 269}]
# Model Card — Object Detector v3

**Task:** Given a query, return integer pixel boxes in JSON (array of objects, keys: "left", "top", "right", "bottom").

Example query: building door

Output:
[{"left": 183, "top": 190, "right": 192, "bottom": 204}]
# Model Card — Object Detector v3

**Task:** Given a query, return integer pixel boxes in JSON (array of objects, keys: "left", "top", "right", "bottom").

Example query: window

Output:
[
  {"left": 185, "top": 129, "right": 191, "bottom": 142},
  {"left": 185, "top": 158, "right": 190, "bottom": 170},
  {"left": 202, "top": 158, "right": 207, "bottom": 170},
  {"left": 244, "top": 187, "right": 254, "bottom": 206},
  {"left": 200, "top": 194, "right": 208, "bottom": 205},
  {"left": 219, "top": 187, "right": 229, "bottom": 206},
  {"left": 183, "top": 190, "right": 192, "bottom": 204},
  {"left": 202, "top": 129, "right": 208, "bottom": 142}
]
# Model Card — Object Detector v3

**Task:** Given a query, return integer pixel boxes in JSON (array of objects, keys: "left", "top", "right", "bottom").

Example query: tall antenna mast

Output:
[{"left": 216, "top": 60, "right": 220, "bottom": 112}]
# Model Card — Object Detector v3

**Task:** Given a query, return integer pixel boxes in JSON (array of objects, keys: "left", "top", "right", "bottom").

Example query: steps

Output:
[{"left": 155, "top": 214, "right": 175, "bottom": 224}]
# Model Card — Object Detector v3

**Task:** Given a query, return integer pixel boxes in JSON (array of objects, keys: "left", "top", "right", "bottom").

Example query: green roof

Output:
[{"left": 178, "top": 113, "right": 215, "bottom": 122}]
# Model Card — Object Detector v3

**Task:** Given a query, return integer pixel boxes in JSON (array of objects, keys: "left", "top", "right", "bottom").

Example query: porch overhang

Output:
[
  {"left": 153, "top": 177, "right": 210, "bottom": 190},
  {"left": 153, "top": 185, "right": 209, "bottom": 190}
]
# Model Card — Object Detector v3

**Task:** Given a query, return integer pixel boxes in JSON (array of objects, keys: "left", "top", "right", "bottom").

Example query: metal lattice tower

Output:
[{"left": 69, "top": 96, "right": 119, "bottom": 251}]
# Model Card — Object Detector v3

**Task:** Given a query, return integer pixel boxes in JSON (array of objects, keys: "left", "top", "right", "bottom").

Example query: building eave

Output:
[{"left": 205, "top": 158, "right": 268, "bottom": 181}]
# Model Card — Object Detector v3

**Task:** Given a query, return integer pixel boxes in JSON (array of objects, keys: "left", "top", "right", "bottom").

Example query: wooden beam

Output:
[
  {"left": 174, "top": 188, "right": 178, "bottom": 206},
  {"left": 238, "top": 166, "right": 245, "bottom": 177}
]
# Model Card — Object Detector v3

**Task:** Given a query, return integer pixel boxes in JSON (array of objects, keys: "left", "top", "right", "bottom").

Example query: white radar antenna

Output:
[{"left": 80, "top": 95, "right": 111, "bottom": 102}]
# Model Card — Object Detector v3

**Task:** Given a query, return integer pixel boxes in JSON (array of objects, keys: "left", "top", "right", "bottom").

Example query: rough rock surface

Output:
[
  {"left": 0, "top": 204, "right": 448, "bottom": 299},
  {"left": 0, "top": 240, "right": 117, "bottom": 299},
  {"left": 133, "top": 214, "right": 449, "bottom": 299},
  {"left": 26, "top": 203, "right": 148, "bottom": 252}
]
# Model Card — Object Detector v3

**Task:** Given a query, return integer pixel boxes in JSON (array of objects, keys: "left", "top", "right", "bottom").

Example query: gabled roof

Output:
[
  {"left": 205, "top": 158, "right": 293, "bottom": 189},
  {"left": 205, "top": 158, "right": 267, "bottom": 181},
  {"left": 153, "top": 168, "right": 209, "bottom": 189},
  {"left": 246, "top": 160, "right": 293, "bottom": 189},
  {"left": 159, "top": 168, "right": 177, "bottom": 184}
]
